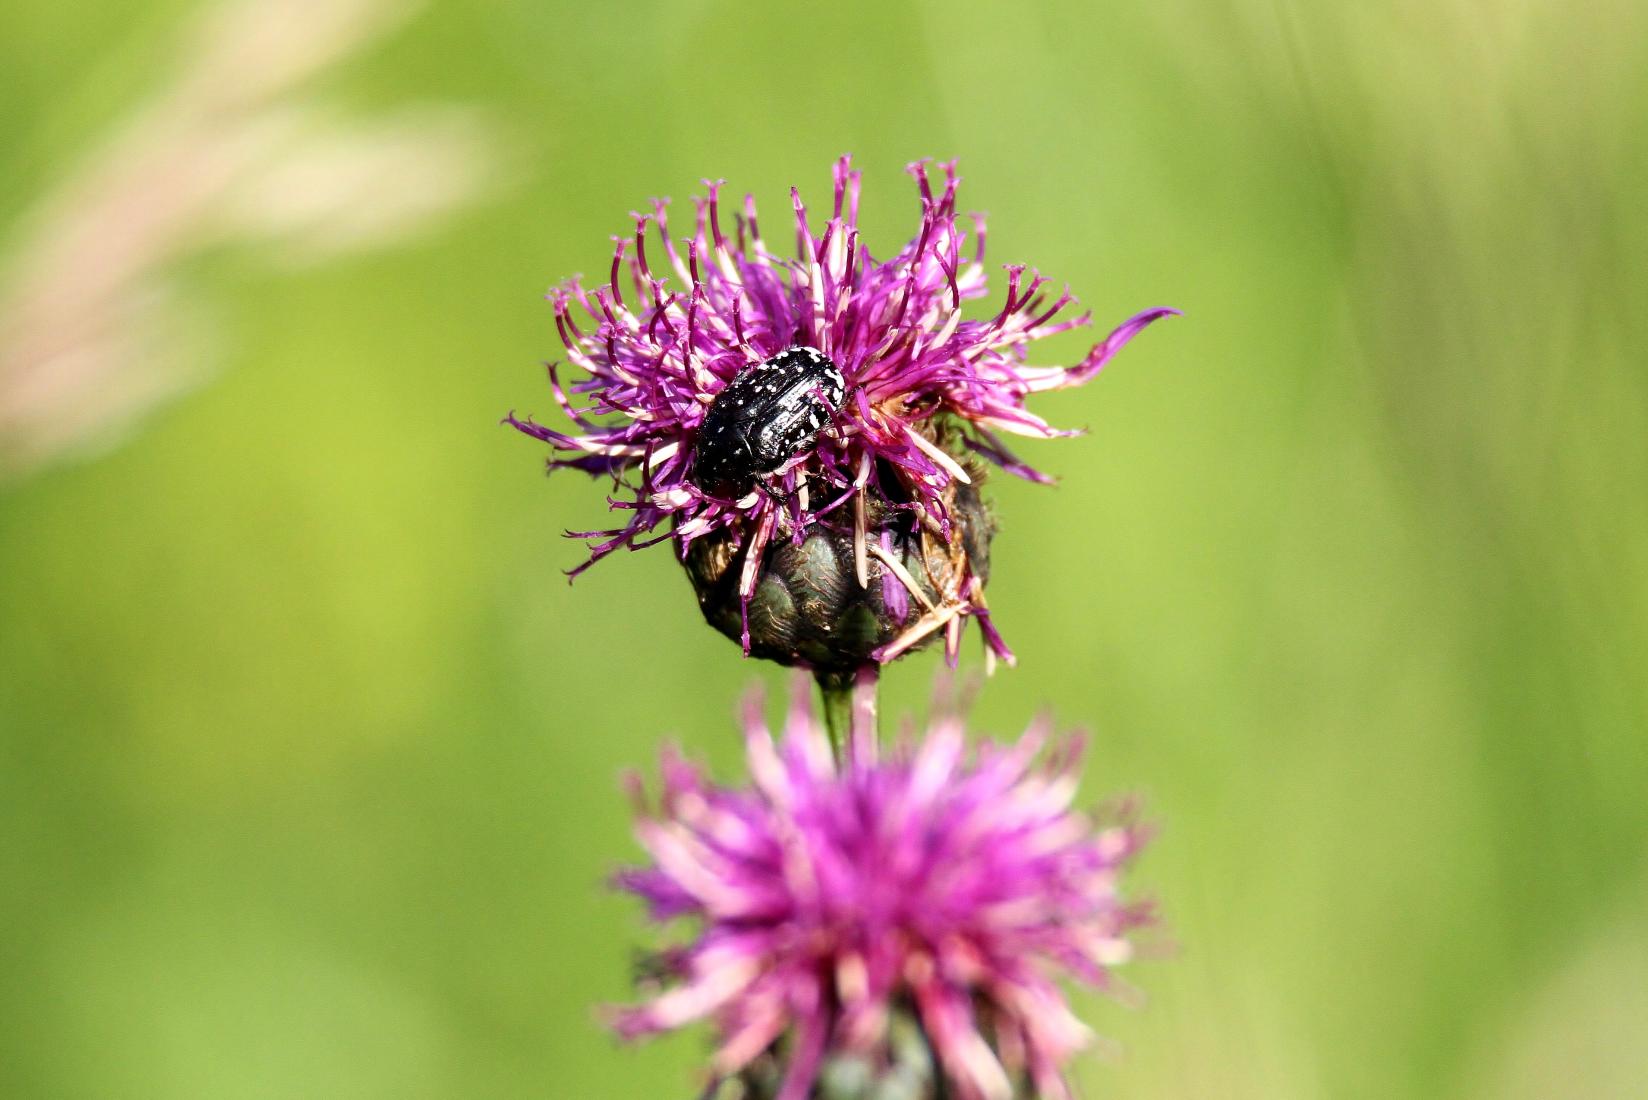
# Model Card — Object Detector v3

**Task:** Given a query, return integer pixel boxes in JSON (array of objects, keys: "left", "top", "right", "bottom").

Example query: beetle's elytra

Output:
[{"left": 690, "top": 346, "right": 846, "bottom": 497}]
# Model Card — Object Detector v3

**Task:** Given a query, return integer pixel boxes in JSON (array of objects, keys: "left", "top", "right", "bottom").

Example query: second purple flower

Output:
[{"left": 612, "top": 678, "right": 1153, "bottom": 1100}]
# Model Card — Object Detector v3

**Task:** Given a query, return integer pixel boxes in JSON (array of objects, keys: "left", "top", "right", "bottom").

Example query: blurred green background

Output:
[{"left": 3, "top": 0, "right": 1646, "bottom": 1097}]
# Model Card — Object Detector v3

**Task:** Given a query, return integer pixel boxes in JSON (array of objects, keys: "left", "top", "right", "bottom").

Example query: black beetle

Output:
[{"left": 690, "top": 346, "right": 846, "bottom": 498}]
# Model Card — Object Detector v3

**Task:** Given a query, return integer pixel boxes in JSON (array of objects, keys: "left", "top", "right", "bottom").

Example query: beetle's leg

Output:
[{"left": 755, "top": 475, "right": 789, "bottom": 506}]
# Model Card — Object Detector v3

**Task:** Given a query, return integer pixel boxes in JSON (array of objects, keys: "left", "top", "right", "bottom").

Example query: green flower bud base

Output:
[{"left": 682, "top": 474, "right": 994, "bottom": 677}]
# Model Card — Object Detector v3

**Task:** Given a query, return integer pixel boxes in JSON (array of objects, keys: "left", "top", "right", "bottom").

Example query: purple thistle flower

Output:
[
  {"left": 612, "top": 676, "right": 1154, "bottom": 1100},
  {"left": 508, "top": 157, "right": 1176, "bottom": 667}
]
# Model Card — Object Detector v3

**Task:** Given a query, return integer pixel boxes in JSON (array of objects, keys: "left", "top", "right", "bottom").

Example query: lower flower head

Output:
[{"left": 611, "top": 678, "right": 1154, "bottom": 1100}]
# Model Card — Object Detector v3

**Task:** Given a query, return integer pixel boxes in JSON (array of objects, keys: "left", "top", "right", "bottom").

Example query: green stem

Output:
[
  {"left": 815, "top": 664, "right": 882, "bottom": 763},
  {"left": 815, "top": 669, "right": 854, "bottom": 763}
]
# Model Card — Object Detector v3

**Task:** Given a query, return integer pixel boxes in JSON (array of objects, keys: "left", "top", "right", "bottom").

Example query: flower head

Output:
[
  {"left": 612, "top": 677, "right": 1153, "bottom": 1100},
  {"left": 508, "top": 157, "right": 1175, "bottom": 667}
]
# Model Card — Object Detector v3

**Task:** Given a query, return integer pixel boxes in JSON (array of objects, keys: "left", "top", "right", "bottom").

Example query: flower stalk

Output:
[
  {"left": 816, "top": 671, "right": 855, "bottom": 762},
  {"left": 815, "top": 663, "right": 880, "bottom": 763}
]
